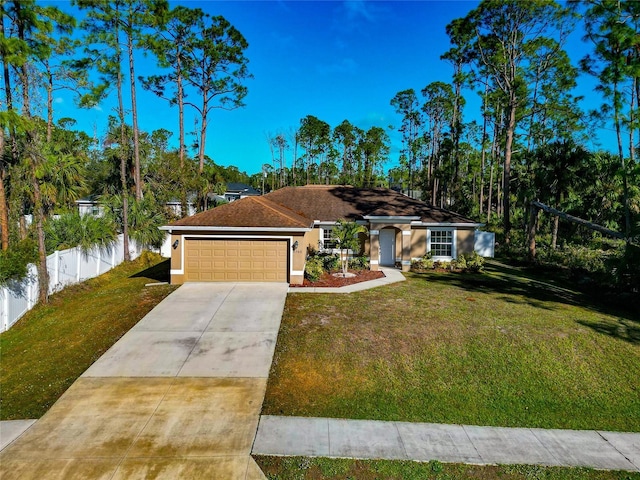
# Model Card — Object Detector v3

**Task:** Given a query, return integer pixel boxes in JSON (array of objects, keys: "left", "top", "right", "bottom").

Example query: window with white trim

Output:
[
  {"left": 428, "top": 229, "right": 455, "bottom": 258},
  {"left": 322, "top": 227, "right": 338, "bottom": 249}
]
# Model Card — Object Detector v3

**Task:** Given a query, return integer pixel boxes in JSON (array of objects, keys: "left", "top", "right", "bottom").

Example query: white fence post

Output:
[
  {"left": 2, "top": 287, "right": 8, "bottom": 332},
  {"left": 76, "top": 246, "right": 81, "bottom": 282},
  {"left": 28, "top": 265, "right": 36, "bottom": 309},
  {"left": 54, "top": 250, "right": 60, "bottom": 289}
]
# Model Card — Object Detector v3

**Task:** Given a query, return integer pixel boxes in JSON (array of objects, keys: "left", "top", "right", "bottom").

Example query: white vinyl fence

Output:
[
  {"left": 474, "top": 230, "right": 496, "bottom": 258},
  {"left": 0, "top": 234, "right": 142, "bottom": 333}
]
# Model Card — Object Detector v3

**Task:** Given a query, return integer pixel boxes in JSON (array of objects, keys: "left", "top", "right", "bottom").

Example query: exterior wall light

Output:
[
  {"left": 292, "top": 240, "right": 299, "bottom": 251},
  {"left": 172, "top": 239, "right": 179, "bottom": 249}
]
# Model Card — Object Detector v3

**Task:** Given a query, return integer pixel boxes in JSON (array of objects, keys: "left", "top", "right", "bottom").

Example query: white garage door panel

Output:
[{"left": 185, "top": 239, "right": 288, "bottom": 282}]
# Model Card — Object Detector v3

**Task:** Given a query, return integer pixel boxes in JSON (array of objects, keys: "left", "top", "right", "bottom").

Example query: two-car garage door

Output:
[{"left": 184, "top": 239, "right": 288, "bottom": 282}]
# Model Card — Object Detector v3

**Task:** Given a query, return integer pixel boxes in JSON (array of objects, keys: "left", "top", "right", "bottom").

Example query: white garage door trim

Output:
[{"left": 171, "top": 234, "right": 301, "bottom": 279}]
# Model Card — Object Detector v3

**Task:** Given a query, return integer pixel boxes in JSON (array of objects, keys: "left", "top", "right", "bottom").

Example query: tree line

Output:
[
  {"left": 262, "top": 115, "right": 390, "bottom": 190},
  {"left": 388, "top": 0, "right": 639, "bottom": 251},
  {"left": 0, "top": 0, "right": 251, "bottom": 302}
]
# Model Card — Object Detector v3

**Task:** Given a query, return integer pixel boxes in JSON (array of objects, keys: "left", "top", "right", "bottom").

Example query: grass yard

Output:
[
  {"left": 254, "top": 456, "right": 640, "bottom": 480},
  {"left": 263, "top": 261, "right": 640, "bottom": 431},
  {"left": 0, "top": 252, "right": 177, "bottom": 420}
]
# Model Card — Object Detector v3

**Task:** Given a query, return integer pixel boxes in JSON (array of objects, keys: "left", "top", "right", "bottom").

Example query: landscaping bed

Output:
[
  {"left": 264, "top": 260, "right": 640, "bottom": 431},
  {"left": 0, "top": 253, "right": 177, "bottom": 420},
  {"left": 291, "top": 269, "right": 385, "bottom": 288}
]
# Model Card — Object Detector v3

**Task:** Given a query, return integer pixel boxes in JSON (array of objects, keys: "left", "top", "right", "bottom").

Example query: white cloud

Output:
[
  {"left": 344, "top": 0, "right": 375, "bottom": 22},
  {"left": 333, "top": 0, "right": 385, "bottom": 33}
]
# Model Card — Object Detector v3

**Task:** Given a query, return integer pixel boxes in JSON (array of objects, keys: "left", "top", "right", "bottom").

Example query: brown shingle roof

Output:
[
  {"left": 169, "top": 196, "right": 313, "bottom": 229},
  {"left": 264, "top": 185, "right": 477, "bottom": 224},
  {"left": 167, "top": 185, "right": 478, "bottom": 229}
]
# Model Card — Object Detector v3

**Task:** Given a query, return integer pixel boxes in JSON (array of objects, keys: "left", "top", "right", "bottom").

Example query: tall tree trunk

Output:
[
  {"left": 198, "top": 83, "right": 208, "bottom": 172},
  {"left": 635, "top": 64, "right": 640, "bottom": 161},
  {"left": 306, "top": 142, "right": 311, "bottom": 185},
  {"left": 15, "top": 3, "right": 29, "bottom": 117},
  {"left": 497, "top": 166, "right": 503, "bottom": 218},
  {"left": 292, "top": 132, "right": 297, "bottom": 186},
  {"left": 0, "top": 9, "right": 9, "bottom": 250},
  {"left": 614, "top": 88, "right": 631, "bottom": 236},
  {"left": 46, "top": 60, "right": 53, "bottom": 143},
  {"left": 0, "top": 129, "right": 8, "bottom": 251},
  {"left": 32, "top": 170, "right": 49, "bottom": 303},
  {"left": 15, "top": 0, "right": 50, "bottom": 301},
  {"left": 527, "top": 203, "right": 538, "bottom": 262},
  {"left": 199, "top": 111, "right": 207, "bottom": 173},
  {"left": 177, "top": 65, "right": 186, "bottom": 217},
  {"left": 1, "top": 7, "right": 12, "bottom": 112},
  {"left": 115, "top": 20, "right": 130, "bottom": 262},
  {"left": 479, "top": 85, "right": 488, "bottom": 215},
  {"left": 177, "top": 58, "right": 185, "bottom": 169},
  {"left": 127, "top": 31, "right": 142, "bottom": 200},
  {"left": 1, "top": 5, "right": 16, "bottom": 142},
  {"left": 630, "top": 76, "right": 636, "bottom": 164},
  {"left": 487, "top": 161, "right": 494, "bottom": 224},
  {"left": 551, "top": 215, "right": 559, "bottom": 249},
  {"left": 503, "top": 98, "right": 517, "bottom": 244}
]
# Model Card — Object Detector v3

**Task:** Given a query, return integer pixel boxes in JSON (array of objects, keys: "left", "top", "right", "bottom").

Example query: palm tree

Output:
[{"left": 333, "top": 219, "right": 367, "bottom": 276}]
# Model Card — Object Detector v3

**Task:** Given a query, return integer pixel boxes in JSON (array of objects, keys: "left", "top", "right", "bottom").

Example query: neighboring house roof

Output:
[
  {"left": 75, "top": 196, "right": 99, "bottom": 204},
  {"left": 165, "top": 185, "right": 479, "bottom": 230},
  {"left": 225, "top": 182, "right": 260, "bottom": 196},
  {"left": 168, "top": 195, "right": 313, "bottom": 229}
]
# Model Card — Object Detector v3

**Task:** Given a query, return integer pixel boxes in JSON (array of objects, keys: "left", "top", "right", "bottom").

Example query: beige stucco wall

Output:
[
  {"left": 170, "top": 234, "right": 185, "bottom": 284},
  {"left": 411, "top": 228, "right": 427, "bottom": 258},
  {"left": 291, "top": 232, "right": 307, "bottom": 283},
  {"left": 456, "top": 228, "right": 475, "bottom": 256},
  {"left": 170, "top": 234, "right": 182, "bottom": 271},
  {"left": 304, "top": 227, "right": 320, "bottom": 255}
]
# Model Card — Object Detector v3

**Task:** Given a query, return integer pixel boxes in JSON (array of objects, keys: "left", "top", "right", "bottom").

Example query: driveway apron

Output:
[{"left": 0, "top": 282, "right": 288, "bottom": 480}]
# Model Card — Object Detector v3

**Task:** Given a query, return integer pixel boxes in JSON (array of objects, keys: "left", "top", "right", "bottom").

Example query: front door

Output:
[{"left": 379, "top": 229, "right": 396, "bottom": 266}]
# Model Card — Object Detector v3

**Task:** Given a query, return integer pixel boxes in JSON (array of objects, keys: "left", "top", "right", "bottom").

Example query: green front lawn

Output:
[
  {"left": 0, "top": 253, "right": 177, "bottom": 420},
  {"left": 263, "top": 261, "right": 640, "bottom": 431},
  {"left": 254, "top": 456, "right": 640, "bottom": 480}
]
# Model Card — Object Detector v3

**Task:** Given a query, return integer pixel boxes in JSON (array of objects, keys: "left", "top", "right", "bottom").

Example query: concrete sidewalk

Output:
[
  {"left": 288, "top": 266, "right": 405, "bottom": 293},
  {"left": 253, "top": 416, "right": 640, "bottom": 472},
  {"left": 0, "top": 283, "right": 288, "bottom": 480}
]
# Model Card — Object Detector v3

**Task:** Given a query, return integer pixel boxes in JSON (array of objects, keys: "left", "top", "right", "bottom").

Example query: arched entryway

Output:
[{"left": 379, "top": 227, "right": 398, "bottom": 266}]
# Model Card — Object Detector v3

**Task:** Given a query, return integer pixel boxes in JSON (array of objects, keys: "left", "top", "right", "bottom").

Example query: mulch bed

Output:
[{"left": 290, "top": 269, "right": 385, "bottom": 288}]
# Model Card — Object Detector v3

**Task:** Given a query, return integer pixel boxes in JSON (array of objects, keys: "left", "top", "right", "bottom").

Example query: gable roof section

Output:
[
  {"left": 264, "top": 185, "right": 366, "bottom": 222},
  {"left": 164, "top": 185, "right": 479, "bottom": 230},
  {"left": 167, "top": 196, "right": 313, "bottom": 230},
  {"left": 264, "top": 185, "right": 477, "bottom": 224}
]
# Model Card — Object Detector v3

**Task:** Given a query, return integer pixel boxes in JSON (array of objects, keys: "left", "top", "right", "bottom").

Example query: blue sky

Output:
[{"left": 51, "top": 0, "right": 611, "bottom": 177}]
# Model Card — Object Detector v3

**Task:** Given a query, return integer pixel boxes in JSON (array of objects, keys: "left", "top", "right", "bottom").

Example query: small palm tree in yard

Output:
[{"left": 333, "top": 219, "right": 367, "bottom": 276}]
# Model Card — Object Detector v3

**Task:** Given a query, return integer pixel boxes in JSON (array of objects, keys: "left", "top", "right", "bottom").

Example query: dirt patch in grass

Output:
[
  {"left": 0, "top": 253, "right": 177, "bottom": 420},
  {"left": 290, "top": 269, "right": 385, "bottom": 288},
  {"left": 254, "top": 456, "right": 640, "bottom": 480},
  {"left": 264, "top": 264, "right": 640, "bottom": 431}
]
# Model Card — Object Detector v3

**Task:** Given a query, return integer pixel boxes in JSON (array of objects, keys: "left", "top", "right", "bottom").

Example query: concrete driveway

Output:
[{"left": 0, "top": 283, "right": 288, "bottom": 480}]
